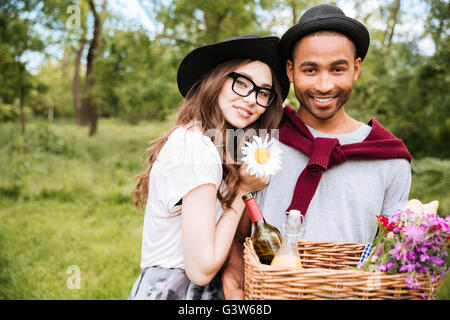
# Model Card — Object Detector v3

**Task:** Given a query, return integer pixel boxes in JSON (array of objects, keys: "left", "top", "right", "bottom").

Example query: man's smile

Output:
[{"left": 310, "top": 95, "right": 337, "bottom": 107}]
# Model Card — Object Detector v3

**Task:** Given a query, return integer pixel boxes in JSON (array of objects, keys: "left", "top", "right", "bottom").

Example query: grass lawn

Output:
[
  {"left": 0, "top": 118, "right": 449, "bottom": 299},
  {"left": 0, "top": 118, "right": 172, "bottom": 299}
]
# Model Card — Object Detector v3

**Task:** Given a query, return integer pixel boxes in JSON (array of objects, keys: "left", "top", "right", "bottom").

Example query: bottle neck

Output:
[
  {"left": 282, "top": 216, "right": 301, "bottom": 246},
  {"left": 283, "top": 233, "right": 298, "bottom": 244},
  {"left": 243, "top": 196, "right": 264, "bottom": 223},
  {"left": 279, "top": 232, "right": 299, "bottom": 255},
  {"left": 254, "top": 219, "right": 265, "bottom": 227},
  {"left": 283, "top": 214, "right": 302, "bottom": 240}
]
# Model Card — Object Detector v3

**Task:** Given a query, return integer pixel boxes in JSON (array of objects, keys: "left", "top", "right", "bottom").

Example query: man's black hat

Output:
[
  {"left": 280, "top": 4, "right": 370, "bottom": 61},
  {"left": 177, "top": 35, "right": 290, "bottom": 101}
]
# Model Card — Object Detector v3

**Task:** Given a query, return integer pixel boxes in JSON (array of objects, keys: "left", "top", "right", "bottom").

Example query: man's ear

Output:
[
  {"left": 286, "top": 59, "right": 294, "bottom": 83},
  {"left": 353, "top": 57, "right": 362, "bottom": 82}
]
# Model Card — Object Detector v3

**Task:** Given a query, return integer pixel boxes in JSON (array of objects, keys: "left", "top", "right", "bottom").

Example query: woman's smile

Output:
[{"left": 233, "top": 105, "right": 253, "bottom": 118}]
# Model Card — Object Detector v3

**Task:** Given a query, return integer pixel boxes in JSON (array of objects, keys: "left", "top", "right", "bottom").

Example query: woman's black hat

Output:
[
  {"left": 280, "top": 4, "right": 370, "bottom": 61},
  {"left": 177, "top": 35, "right": 290, "bottom": 101}
]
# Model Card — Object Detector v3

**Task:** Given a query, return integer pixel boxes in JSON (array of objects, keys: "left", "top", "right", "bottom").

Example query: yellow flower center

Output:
[{"left": 255, "top": 148, "right": 270, "bottom": 164}]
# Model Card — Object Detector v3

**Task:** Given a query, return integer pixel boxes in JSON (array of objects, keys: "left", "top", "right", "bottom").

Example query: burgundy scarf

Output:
[{"left": 278, "top": 105, "right": 412, "bottom": 216}]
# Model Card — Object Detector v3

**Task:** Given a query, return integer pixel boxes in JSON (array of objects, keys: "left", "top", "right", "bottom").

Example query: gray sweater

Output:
[{"left": 255, "top": 123, "right": 411, "bottom": 244}]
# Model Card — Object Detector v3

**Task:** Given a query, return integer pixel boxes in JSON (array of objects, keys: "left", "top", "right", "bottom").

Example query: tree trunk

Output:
[
  {"left": 19, "top": 88, "right": 25, "bottom": 136},
  {"left": 82, "top": 0, "right": 107, "bottom": 135},
  {"left": 18, "top": 63, "right": 26, "bottom": 136},
  {"left": 88, "top": 100, "right": 98, "bottom": 136},
  {"left": 383, "top": 0, "right": 401, "bottom": 50},
  {"left": 48, "top": 106, "right": 54, "bottom": 121},
  {"left": 205, "top": 12, "right": 226, "bottom": 43},
  {"left": 291, "top": 0, "right": 297, "bottom": 26},
  {"left": 73, "top": 37, "right": 86, "bottom": 124}
]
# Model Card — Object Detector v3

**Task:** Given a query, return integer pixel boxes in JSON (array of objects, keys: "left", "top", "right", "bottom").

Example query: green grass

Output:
[
  {"left": 0, "top": 118, "right": 449, "bottom": 299},
  {"left": 0, "top": 118, "right": 173, "bottom": 299}
]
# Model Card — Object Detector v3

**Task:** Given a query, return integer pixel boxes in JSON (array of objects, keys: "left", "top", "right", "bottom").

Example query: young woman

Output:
[{"left": 128, "top": 35, "right": 290, "bottom": 300}]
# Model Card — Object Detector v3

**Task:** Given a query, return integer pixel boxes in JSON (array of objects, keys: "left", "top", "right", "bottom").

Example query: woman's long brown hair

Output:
[{"left": 132, "top": 58, "right": 284, "bottom": 211}]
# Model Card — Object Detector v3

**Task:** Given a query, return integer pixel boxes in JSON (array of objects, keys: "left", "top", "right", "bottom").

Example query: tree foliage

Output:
[
  {"left": 0, "top": 0, "right": 448, "bottom": 156},
  {"left": 96, "top": 27, "right": 180, "bottom": 122},
  {"left": 347, "top": 0, "right": 449, "bottom": 158}
]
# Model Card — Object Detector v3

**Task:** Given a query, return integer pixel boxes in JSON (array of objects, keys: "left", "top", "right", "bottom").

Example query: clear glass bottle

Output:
[
  {"left": 270, "top": 210, "right": 303, "bottom": 268},
  {"left": 242, "top": 193, "right": 282, "bottom": 265}
]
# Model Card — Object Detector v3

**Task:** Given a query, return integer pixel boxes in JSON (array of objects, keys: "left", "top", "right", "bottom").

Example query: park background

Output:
[{"left": 0, "top": 0, "right": 448, "bottom": 299}]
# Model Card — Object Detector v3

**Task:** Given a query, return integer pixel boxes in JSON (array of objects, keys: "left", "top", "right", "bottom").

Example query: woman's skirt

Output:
[{"left": 127, "top": 266, "right": 224, "bottom": 300}]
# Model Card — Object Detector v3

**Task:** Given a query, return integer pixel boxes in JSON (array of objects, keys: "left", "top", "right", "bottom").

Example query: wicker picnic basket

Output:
[{"left": 244, "top": 237, "right": 440, "bottom": 300}]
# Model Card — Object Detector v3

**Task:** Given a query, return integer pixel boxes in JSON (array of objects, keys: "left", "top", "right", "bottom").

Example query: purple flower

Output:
[
  {"left": 405, "top": 274, "right": 422, "bottom": 289},
  {"left": 420, "top": 266, "right": 429, "bottom": 273},
  {"left": 378, "top": 261, "right": 395, "bottom": 272},
  {"left": 390, "top": 243, "right": 410, "bottom": 265},
  {"left": 405, "top": 274, "right": 414, "bottom": 285},
  {"left": 420, "top": 246, "right": 428, "bottom": 254},
  {"left": 420, "top": 253, "right": 430, "bottom": 262},
  {"left": 375, "top": 243, "right": 384, "bottom": 256},
  {"left": 432, "top": 256, "right": 444, "bottom": 265},
  {"left": 399, "top": 264, "right": 416, "bottom": 272},
  {"left": 430, "top": 274, "right": 439, "bottom": 283},
  {"left": 407, "top": 251, "right": 417, "bottom": 261}
]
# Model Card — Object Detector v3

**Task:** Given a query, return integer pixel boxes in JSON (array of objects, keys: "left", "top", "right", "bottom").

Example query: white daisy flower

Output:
[{"left": 241, "top": 135, "right": 282, "bottom": 178}]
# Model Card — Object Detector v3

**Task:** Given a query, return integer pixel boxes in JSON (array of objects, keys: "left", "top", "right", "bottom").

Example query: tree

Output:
[
  {"left": 81, "top": 0, "right": 107, "bottom": 136},
  {"left": 66, "top": 0, "right": 90, "bottom": 124},
  {"left": 348, "top": 0, "right": 449, "bottom": 158},
  {"left": 32, "top": 58, "right": 74, "bottom": 120},
  {"left": 0, "top": 1, "right": 45, "bottom": 135},
  {"left": 140, "top": 0, "right": 263, "bottom": 55},
  {"left": 96, "top": 27, "right": 180, "bottom": 123}
]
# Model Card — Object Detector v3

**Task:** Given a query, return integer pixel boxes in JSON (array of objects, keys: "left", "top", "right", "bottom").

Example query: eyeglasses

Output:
[{"left": 228, "top": 72, "right": 277, "bottom": 108}]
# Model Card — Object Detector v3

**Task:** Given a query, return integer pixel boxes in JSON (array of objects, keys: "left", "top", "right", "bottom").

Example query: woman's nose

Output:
[{"left": 242, "top": 90, "right": 257, "bottom": 105}]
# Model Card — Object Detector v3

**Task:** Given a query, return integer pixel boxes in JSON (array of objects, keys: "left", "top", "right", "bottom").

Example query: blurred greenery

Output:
[
  {"left": 0, "top": 0, "right": 448, "bottom": 300},
  {"left": 0, "top": 119, "right": 173, "bottom": 299}
]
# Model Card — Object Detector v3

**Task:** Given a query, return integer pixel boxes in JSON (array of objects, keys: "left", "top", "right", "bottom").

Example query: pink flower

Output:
[
  {"left": 403, "top": 223, "right": 425, "bottom": 243},
  {"left": 391, "top": 243, "right": 410, "bottom": 264},
  {"left": 377, "top": 214, "right": 396, "bottom": 231}
]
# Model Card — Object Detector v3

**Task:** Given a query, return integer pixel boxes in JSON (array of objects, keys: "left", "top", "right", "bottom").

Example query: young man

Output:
[{"left": 221, "top": 4, "right": 438, "bottom": 300}]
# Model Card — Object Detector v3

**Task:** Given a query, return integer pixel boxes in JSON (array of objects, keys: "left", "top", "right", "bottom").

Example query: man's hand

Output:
[
  {"left": 221, "top": 211, "right": 252, "bottom": 300},
  {"left": 224, "top": 288, "right": 245, "bottom": 300},
  {"left": 221, "top": 238, "right": 245, "bottom": 300}
]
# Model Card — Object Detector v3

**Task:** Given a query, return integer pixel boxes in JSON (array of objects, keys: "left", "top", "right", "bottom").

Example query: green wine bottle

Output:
[{"left": 242, "top": 193, "right": 282, "bottom": 265}]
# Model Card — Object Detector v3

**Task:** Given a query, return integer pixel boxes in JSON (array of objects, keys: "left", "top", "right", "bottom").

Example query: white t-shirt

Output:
[{"left": 140, "top": 126, "right": 223, "bottom": 269}]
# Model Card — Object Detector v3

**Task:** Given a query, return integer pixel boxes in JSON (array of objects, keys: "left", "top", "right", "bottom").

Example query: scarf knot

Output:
[{"left": 307, "top": 137, "right": 346, "bottom": 172}]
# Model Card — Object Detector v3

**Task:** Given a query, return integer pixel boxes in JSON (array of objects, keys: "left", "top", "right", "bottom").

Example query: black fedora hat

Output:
[
  {"left": 280, "top": 4, "right": 370, "bottom": 62},
  {"left": 177, "top": 35, "right": 290, "bottom": 101}
]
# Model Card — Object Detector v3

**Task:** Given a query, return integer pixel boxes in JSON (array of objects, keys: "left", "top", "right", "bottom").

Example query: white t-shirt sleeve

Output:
[
  {"left": 381, "top": 159, "right": 412, "bottom": 216},
  {"left": 154, "top": 128, "right": 223, "bottom": 211}
]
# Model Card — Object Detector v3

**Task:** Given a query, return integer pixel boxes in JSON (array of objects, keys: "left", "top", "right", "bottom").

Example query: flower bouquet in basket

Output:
[{"left": 360, "top": 209, "right": 450, "bottom": 298}]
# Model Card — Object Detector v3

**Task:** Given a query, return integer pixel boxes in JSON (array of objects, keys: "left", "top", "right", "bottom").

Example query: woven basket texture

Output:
[{"left": 244, "top": 237, "right": 440, "bottom": 300}]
